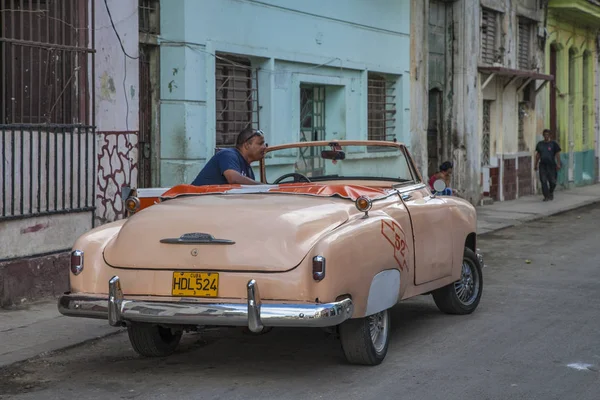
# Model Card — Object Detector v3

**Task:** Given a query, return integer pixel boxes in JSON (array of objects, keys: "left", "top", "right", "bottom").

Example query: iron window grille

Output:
[
  {"left": 0, "top": 0, "right": 95, "bottom": 222},
  {"left": 215, "top": 53, "right": 260, "bottom": 148},
  {"left": 518, "top": 102, "right": 527, "bottom": 152},
  {"left": 367, "top": 73, "right": 397, "bottom": 142},
  {"left": 482, "top": 100, "right": 492, "bottom": 166},
  {"left": 299, "top": 84, "right": 326, "bottom": 176},
  {"left": 139, "top": 0, "right": 159, "bottom": 35}
]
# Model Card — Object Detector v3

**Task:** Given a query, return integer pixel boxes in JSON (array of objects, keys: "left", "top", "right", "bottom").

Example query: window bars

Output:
[
  {"left": 0, "top": 0, "right": 95, "bottom": 221},
  {"left": 367, "top": 74, "right": 397, "bottom": 142},
  {"left": 215, "top": 53, "right": 260, "bottom": 147},
  {"left": 482, "top": 100, "right": 492, "bottom": 166}
]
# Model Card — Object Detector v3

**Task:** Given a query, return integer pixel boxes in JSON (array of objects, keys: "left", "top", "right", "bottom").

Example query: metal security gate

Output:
[
  {"left": 0, "top": 0, "right": 95, "bottom": 221},
  {"left": 299, "top": 84, "right": 326, "bottom": 176}
]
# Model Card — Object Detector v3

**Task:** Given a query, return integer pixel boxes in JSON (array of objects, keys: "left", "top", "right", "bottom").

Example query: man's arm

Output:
[
  {"left": 534, "top": 152, "right": 540, "bottom": 170},
  {"left": 217, "top": 151, "right": 261, "bottom": 185},
  {"left": 554, "top": 142, "right": 562, "bottom": 170},
  {"left": 223, "top": 169, "right": 261, "bottom": 185}
]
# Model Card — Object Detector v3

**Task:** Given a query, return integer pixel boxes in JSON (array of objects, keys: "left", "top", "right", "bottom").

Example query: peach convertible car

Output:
[{"left": 58, "top": 140, "right": 484, "bottom": 366}]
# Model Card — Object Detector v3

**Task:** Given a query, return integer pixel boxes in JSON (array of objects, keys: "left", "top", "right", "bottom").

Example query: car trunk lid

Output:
[{"left": 103, "top": 194, "right": 352, "bottom": 272}]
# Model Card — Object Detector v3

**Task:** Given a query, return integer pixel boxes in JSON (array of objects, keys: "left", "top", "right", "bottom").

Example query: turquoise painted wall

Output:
[{"left": 158, "top": 0, "right": 411, "bottom": 186}]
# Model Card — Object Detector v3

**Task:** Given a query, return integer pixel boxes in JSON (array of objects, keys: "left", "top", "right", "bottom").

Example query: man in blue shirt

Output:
[
  {"left": 534, "top": 128, "right": 561, "bottom": 201},
  {"left": 191, "top": 128, "right": 267, "bottom": 186}
]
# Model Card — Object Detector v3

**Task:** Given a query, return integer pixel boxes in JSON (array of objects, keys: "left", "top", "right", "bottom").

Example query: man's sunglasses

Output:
[{"left": 244, "top": 129, "right": 265, "bottom": 143}]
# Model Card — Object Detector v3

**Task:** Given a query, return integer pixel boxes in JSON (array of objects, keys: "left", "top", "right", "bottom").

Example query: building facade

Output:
[
  {"left": 413, "top": 0, "right": 599, "bottom": 205},
  {"left": 155, "top": 0, "right": 412, "bottom": 186},
  {"left": 0, "top": 0, "right": 139, "bottom": 306},
  {"left": 544, "top": 0, "right": 600, "bottom": 188}
]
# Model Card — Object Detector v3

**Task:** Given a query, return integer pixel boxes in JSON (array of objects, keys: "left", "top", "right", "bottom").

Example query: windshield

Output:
[{"left": 260, "top": 142, "right": 420, "bottom": 185}]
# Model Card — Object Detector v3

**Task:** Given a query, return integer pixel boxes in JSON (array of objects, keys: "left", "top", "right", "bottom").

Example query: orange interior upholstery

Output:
[{"left": 160, "top": 183, "right": 391, "bottom": 201}]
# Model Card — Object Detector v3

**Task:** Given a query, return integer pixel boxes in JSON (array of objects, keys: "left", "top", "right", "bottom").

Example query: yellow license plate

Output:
[{"left": 172, "top": 272, "right": 219, "bottom": 297}]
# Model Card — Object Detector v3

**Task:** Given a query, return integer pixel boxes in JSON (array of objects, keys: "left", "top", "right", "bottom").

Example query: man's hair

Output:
[
  {"left": 235, "top": 127, "right": 257, "bottom": 149},
  {"left": 543, "top": 129, "right": 551, "bottom": 135},
  {"left": 440, "top": 161, "right": 453, "bottom": 171}
]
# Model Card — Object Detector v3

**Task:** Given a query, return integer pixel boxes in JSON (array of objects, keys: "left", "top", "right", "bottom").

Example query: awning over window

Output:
[{"left": 478, "top": 66, "right": 554, "bottom": 93}]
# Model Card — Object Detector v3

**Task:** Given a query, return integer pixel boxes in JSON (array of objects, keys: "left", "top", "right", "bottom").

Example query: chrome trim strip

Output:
[
  {"left": 59, "top": 277, "right": 354, "bottom": 329},
  {"left": 159, "top": 232, "right": 235, "bottom": 245},
  {"left": 394, "top": 182, "right": 427, "bottom": 194},
  {"left": 135, "top": 187, "right": 171, "bottom": 197}
]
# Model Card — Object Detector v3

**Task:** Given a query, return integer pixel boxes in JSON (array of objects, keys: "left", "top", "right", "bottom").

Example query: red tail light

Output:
[
  {"left": 312, "top": 256, "right": 326, "bottom": 281},
  {"left": 71, "top": 250, "right": 84, "bottom": 275}
]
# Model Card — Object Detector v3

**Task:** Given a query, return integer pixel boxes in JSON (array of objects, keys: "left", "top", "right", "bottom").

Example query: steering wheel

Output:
[{"left": 273, "top": 172, "right": 311, "bottom": 184}]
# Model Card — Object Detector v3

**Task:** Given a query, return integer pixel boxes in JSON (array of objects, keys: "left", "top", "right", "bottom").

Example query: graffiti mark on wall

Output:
[
  {"left": 96, "top": 132, "right": 138, "bottom": 225},
  {"left": 381, "top": 220, "right": 409, "bottom": 271}
]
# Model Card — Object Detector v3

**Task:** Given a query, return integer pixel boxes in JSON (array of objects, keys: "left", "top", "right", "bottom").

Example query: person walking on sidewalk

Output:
[{"left": 534, "top": 129, "right": 561, "bottom": 201}]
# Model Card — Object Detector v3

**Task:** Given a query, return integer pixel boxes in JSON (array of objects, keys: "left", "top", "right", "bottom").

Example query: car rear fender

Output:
[{"left": 307, "top": 211, "right": 413, "bottom": 318}]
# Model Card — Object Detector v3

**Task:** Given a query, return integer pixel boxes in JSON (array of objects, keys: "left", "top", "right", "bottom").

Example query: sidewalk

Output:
[
  {"left": 1, "top": 183, "right": 599, "bottom": 369},
  {"left": 476, "top": 183, "right": 600, "bottom": 235},
  {"left": 0, "top": 300, "right": 124, "bottom": 368}
]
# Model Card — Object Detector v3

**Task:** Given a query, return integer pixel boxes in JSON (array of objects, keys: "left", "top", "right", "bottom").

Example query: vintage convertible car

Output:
[{"left": 58, "top": 140, "right": 484, "bottom": 366}]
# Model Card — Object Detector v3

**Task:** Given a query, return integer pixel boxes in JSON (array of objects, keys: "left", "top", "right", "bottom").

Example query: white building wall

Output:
[{"left": 94, "top": 0, "right": 140, "bottom": 225}]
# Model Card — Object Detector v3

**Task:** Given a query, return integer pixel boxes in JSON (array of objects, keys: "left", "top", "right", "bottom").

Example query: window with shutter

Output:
[
  {"left": 481, "top": 8, "right": 499, "bottom": 65},
  {"left": 518, "top": 17, "right": 533, "bottom": 70}
]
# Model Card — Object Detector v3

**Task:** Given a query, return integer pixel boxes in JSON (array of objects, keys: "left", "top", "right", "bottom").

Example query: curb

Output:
[
  {"left": 478, "top": 197, "right": 600, "bottom": 237},
  {"left": 0, "top": 325, "right": 126, "bottom": 371}
]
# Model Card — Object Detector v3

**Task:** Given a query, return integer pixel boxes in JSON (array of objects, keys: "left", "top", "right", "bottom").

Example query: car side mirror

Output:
[
  {"left": 432, "top": 179, "right": 446, "bottom": 194},
  {"left": 321, "top": 150, "right": 346, "bottom": 160}
]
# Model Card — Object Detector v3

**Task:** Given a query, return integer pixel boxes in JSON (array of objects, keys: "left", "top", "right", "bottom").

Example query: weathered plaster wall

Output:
[
  {"left": 158, "top": 0, "right": 411, "bottom": 186},
  {"left": 94, "top": 0, "right": 139, "bottom": 224},
  {"left": 411, "top": 0, "right": 429, "bottom": 178},
  {"left": 0, "top": 213, "right": 91, "bottom": 261},
  {"left": 0, "top": 252, "right": 70, "bottom": 307},
  {"left": 450, "top": 0, "right": 481, "bottom": 204}
]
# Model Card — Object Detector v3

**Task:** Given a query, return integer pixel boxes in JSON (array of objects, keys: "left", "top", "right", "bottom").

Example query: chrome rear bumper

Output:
[{"left": 58, "top": 276, "right": 354, "bottom": 332}]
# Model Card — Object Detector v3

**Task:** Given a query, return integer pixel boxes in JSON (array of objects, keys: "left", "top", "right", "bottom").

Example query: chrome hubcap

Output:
[
  {"left": 454, "top": 259, "right": 480, "bottom": 306},
  {"left": 368, "top": 310, "right": 389, "bottom": 354}
]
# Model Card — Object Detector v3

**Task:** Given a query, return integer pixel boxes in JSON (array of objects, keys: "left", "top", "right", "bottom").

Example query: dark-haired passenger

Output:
[
  {"left": 191, "top": 128, "right": 267, "bottom": 186},
  {"left": 428, "top": 161, "right": 455, "bottom": 196}
]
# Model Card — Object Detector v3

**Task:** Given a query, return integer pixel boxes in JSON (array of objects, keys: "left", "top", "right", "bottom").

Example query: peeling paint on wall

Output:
[
  {"left": 95, "top": 132, "right": 139, "bottom": 225},
  {"left": 100, "top": 71, "right": 116, "bottom": 101}
]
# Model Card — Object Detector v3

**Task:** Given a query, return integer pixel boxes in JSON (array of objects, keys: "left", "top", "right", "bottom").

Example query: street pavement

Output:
[{"left": 1, "top": 184, "right": 599, "bottom": 399}]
